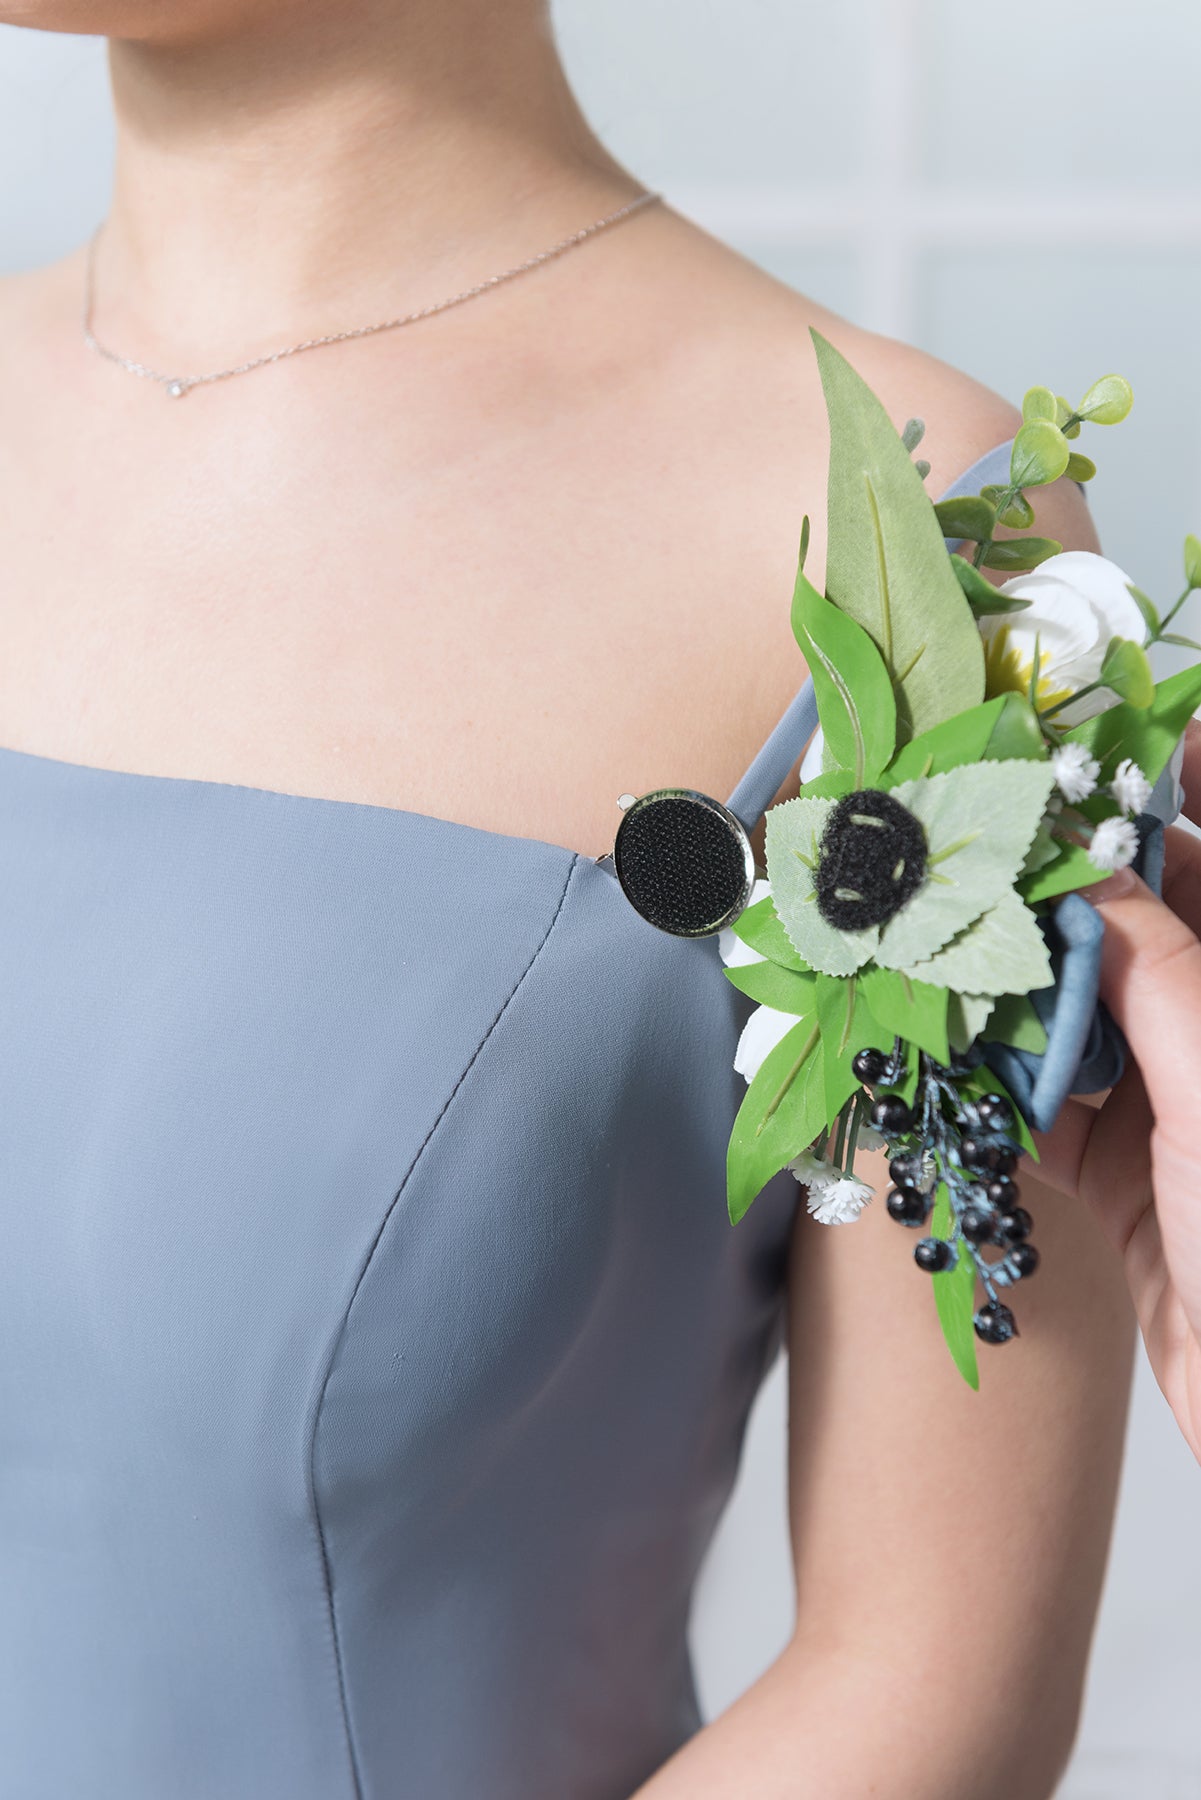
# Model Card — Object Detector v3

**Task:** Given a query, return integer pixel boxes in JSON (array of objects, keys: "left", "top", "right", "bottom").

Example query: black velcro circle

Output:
[
  {"left": 614, "top": 790, "right": 755, "bottom": 938},
  {"left": 815, "top": 789, "right": 927, "bottom": 930}
]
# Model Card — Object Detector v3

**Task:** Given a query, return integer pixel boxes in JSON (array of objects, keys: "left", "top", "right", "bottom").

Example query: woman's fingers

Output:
[{"left": 1178, "top": 717, "right": 1201, "bottom": 828}]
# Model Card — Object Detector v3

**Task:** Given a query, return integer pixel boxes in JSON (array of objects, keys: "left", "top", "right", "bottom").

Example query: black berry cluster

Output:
[{"left": 851, "top": 1044, "right": 1040, "bottom": 1347}]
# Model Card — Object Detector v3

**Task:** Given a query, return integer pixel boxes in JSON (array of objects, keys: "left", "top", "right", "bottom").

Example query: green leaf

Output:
[
  {"left": 883, "top": 693, "right": 1017, "bottom": 785},
  {"left": 935, "top": 495, "right": 997, "bottom": 543},
  {"left": 1010, "top": 420, "right": 1071, "bottom": 489},
  {"left": 816, "top": 974, "right": 885, "bottom": 1119},
  {"left": 725, "top": 959, "right": 819, "bottom": 1014},
  {"left": 765, "top": 795, "right": 880, "bottom": 977},
  {"left": 877, "top": 762, "right": 1057, "bottom": 971},
  {"left": 1078, "top": 374, "right": 1133, "bottom": 426},
  {"left": 947, "top": 993, "right": 993, "bottom": 1055},
  {"left": 980, "top": 691, "right": 1046, "bottom": 762},
  {"left": 914, "top": 459, "right": 931, "bottom": 481},
  {"left": 1018, "top": 839, "right": 1109, "bottom": 904},
  {"left": 793, "top": 572, "right": 897, "bottom": 784},
  {"left": 1065, "top": 452, "right": 1097, "bottom": 484},
  {"left": 981, "top": 484, "right": 1035, "bottom": 530},
  {"left": 950, "top": 553, "right": 1029, "bottom": 617},
  {"left": 901, "top": 889, "right": 1054, "bottom": 1000},
  {"left": 858, "top": 965, "right": 950, "bottom": 1063},
  {"left": 1068, "top": 661, "right": 1201, "bottom": 784},
  {"left": 901, "top": 417, "right": 926, "bottom": 452},
  {"left": 811, "top": 329, "right": 985, "bottom": 743},
  {"left": 981, "top": 536, "right": 1062, "bottom": 572},
  {"left": 1126, "top": 582, "right": 1160, "bottom": 639},
  {"left": 1022, "top": 386, "right": 1058, "bottom": 424},
  {"left": 983, "top": 992, "right": 1048, "bottom": 1055},
  {"left": 1161, "top": 632, "right": 1201, "bottom": 650},
  {"left": 930, "top": 1184, "right": 979, "bottom": 1389},
  {"left": 1056, "top": 396, "right": 1082, "bottom": 441},
  {"left": 727, "top": 1017, "right": 827, "bottom": 1224},
  {"left": 730, "top": 894, "right": 808, "bottom": 970},
  {"left": 1100, "top": 636, "right": 1155, "bottom": 707},
  {"left": 1185, "top": 534, "right": 1201, "bottom": 590}
]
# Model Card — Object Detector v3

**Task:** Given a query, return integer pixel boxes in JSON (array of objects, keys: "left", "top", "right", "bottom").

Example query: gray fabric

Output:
[{"left": 0, "top": 437, "right": 1015, "bottom": 1799}]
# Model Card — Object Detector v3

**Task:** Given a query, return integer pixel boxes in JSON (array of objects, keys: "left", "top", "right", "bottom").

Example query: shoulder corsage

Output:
[{"left": 614, "top": 330, "right": 1201, "bottom": 1387}]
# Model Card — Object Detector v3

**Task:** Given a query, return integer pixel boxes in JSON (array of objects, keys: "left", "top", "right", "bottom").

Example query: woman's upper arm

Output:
[{"left": 781, "top": 427, "right": 1129, "bottom": 1789}]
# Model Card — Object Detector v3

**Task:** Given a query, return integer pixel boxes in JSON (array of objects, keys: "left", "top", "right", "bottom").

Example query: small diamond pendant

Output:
[{"left": 165, "top": 380, "right": 187, "bottom": 399}]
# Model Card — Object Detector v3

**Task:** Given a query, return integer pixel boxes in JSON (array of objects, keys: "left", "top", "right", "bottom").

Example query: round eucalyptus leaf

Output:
[
  {"left": 934, "top": 494, "right": 996, "bottom": 542},
  {"left": 1022, "top": 386, "right": 1058, "bottom": 423},
  {"left": 1010, "top": 420, "right": 1070, "bottom": 490},
  {"left": 981, "top": 535, "right": 1062, "bottom": 573},
  {"left": 1057, "top": 396, "right": 1082, "bottom": 440},
  {"left": 1065, "top": 452, "right": 1097, "bottom": 483},
  {"left": 981, "top": 483, "right": 1034, "bottom": 530},
  {"left": 1185, "top": 532, "right": 1201, "bottom": 590},
  {"left": 1078, "top": 374, "right": 1134, "bottom": 426}
]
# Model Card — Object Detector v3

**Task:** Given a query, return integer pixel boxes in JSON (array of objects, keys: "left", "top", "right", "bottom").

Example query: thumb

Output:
[{"left": 1090, "top": 867, "right": 1201, "bottom": 1131}]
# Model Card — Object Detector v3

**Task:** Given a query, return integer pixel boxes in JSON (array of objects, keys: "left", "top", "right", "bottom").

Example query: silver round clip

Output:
[{"left": 612, "top": 788, "right": 755, "bottom": 938}]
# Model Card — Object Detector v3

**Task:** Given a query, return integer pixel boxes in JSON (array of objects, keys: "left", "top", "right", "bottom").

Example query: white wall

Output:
[{"left": 3, "top": 7, "right": 1199, "bottom": 1793}]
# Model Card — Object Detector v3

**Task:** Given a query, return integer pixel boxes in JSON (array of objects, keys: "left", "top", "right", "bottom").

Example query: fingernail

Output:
[{"left": 1089, "top": 866, "right": 1139, "bottom": 904}]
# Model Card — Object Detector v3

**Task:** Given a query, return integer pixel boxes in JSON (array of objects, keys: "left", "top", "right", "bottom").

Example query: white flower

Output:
[
  {"left": 855, "top": 1122, "right": 887, "bottom": 1151},
  {"left": 716, "top": 876, "right": 773, "bottom": 969},
  {"left": 1050, "top": 741, "right": 1100, "bottom": 804},
  {"left": 978, "top": 551, "right": 1148, "bottom": 725},
  {"left": 733, "top": 1003, "right": 795, "bottom": 1083},
  {"left": 1089, "top": 815, "right": 1140, "bottom": 873},
  {"left": 787, "top": 1147, "right": 836, "bottom": 1191},
  {"left": 807, "top": 1175, "right": 874, "bottom": 1225},
  {"left": 1110, "top": 757, "right": 1153, "bottom": 817}
]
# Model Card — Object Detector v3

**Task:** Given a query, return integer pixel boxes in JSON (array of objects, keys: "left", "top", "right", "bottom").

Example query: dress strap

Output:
[{"left": 724, "top": 435, "right": 1020, "bottom": 833}]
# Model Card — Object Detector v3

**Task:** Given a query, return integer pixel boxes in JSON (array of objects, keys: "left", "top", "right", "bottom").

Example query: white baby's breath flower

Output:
[
  {"left": 733, "top": 1004, "right": 795, "bottom": 1083},
  {"left": 787, "top": 1147, "right": 837, "bottom": 1192},
  {"left": 855, "top": 1123, "right": 887, "bottom": 1152},
  {"left": 1110, "top": 757, "right": 1153, "bottom": 817},
  {"left": 807, "top": 1175, "right": 874, "bottom": 1225},
  {"left": 1050, "top": 741, "right": 1100, "bottom": 804},
  {"left": 1089, "top": 815, "right": 1140, "bottom": 873},
  {"left": 978, "top": 551, "right": 1148, "bottom": 725}
]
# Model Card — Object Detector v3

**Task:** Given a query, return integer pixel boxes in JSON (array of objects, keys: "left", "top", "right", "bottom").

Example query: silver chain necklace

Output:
[{"left": 81, "top": 189, "right": 661, "bottom": 400}]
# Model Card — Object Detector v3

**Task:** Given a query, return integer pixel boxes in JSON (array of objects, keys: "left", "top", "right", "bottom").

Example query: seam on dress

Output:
[{"left": 303, "top": 850, "right": 582, "bottom": 1800}]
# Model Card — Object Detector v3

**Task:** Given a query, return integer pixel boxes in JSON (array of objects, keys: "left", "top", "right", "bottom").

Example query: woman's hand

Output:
[{"left": 1037, "top": 723, "right": 1201, "bottom": 1463}]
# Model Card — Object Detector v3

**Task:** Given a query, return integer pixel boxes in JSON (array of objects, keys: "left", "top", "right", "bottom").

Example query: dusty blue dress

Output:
[{"left": 0, "top": 442, "right": 1015, "bottom": 1799}]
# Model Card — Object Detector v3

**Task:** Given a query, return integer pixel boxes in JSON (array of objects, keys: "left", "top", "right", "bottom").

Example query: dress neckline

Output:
[{"left": 0, "top": 737, "right": 596, "bottom": 869}]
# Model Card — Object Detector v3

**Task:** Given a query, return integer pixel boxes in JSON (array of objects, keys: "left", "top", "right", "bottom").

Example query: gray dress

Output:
[{"left": 0, "top": 440, "right": 1013, "bottom": 1799}]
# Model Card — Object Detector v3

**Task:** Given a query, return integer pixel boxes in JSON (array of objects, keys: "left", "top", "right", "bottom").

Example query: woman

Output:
[
  {"left": 1045, "top": 727, "right": 1201, "bottom": 1469},
  {"left": 0, "top": 3, "right": 1135, "bottom": 1796}
]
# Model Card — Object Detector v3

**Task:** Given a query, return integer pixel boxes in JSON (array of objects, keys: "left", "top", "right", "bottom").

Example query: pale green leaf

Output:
[
  {"left": 947, "top": 992, "right": 994, "bottom": 1054},
  {"left": 900, "top": 889, "right": 1054, "bottom": 1001},
  {"left": 981, "top": 483, "right": 1035, "bottom": 530},
  {"left": 811, "top": 329, "right": 985, "bottom": 743},
  {"left": 765, "top": 795, "right": 880, "bottom": 977},
  {"left": 1065, "top": 452, "right": 1097, "bottom": 483},
  {"left": 793, "top": 572, "right": 896, "bottom": 784},
  {"left": 950, "top": 552, "right": 1031, "bottom": 617},
  {"left": 1126, "top": 582, "right": 1160, "bottom": 639},
  {"left": 901, "top": 417, "right": 926, "bottom": 452},
  {"left": 876, "top": 762, "right": 1056, "bottom": 970}
]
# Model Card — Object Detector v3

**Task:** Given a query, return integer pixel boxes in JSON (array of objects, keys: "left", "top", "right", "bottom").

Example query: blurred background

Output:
[{"left": 2, "top": 3, "right": 1198, "bottom": 1793}]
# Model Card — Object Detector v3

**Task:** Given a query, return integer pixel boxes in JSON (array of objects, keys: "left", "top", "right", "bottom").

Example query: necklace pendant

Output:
[{"left": 165, "top": 380, "right": 187, "bottom": 399}]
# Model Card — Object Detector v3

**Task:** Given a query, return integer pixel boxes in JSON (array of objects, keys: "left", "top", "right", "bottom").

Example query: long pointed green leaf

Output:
[
  {"left": 930, "top": 1184, "right": 979, "bottom": 1389},
  {"left": 812, "top": 329, "right": 984, "bottom": 743},
  {"left": 793, "top": 569, "right": 896, "bottom": 783},
  {"left": 727, "top": 1018, "right": 829, "bottom": 1224}
]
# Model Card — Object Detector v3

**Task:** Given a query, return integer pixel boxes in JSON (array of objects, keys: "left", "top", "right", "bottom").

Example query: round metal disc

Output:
[{"left": 613, "top": 788, "right": 755, "bottom": 937}]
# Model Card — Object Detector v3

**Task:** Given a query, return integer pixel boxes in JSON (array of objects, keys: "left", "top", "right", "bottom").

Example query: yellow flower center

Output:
[{"left": 983, "top": 625, "right": 1075, "bottom": 712}]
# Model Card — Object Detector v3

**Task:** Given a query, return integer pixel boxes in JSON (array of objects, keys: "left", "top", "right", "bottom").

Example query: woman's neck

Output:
[{"left": 96, "top": 0, "right": 636, "bottom": 361}]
